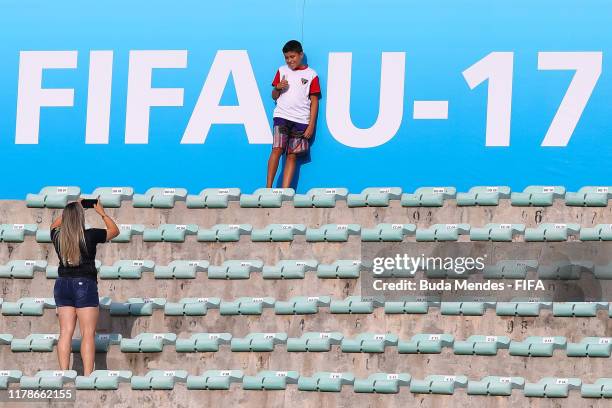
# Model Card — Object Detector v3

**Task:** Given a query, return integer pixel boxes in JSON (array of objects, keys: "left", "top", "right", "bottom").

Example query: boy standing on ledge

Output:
[{"left": 267, "top": 40, "right": 321, "bottom": 188}]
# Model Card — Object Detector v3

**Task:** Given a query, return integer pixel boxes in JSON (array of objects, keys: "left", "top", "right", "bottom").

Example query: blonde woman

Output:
[{"left": 50, "top": 200, "right": 119, "bottom": 375}]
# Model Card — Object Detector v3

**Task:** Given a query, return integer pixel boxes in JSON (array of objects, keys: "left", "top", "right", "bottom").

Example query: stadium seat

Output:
[
  {"left": 286, "top": 332, "right": 343, "bottom": 352},
  {"left": 453, "top": 335, "right": 511, "bottom": 355},
  {"left": 509, "top": 336, "right": 567, "bottom": 357},
  {"left": 467, "top": 376, "right": 525, "bottom": 396},
  {"left": 262, "top": 260, "right": 318, "bottom": 279},
  {"left": 251, "top": 224, "right": 306, "bottom": 242},
  {"left": 594, "top": 263, "right": 612, "bottom": 279},
  {"left": 580, "top": 224, "right": 612, "bottom": 241},
  {"left": 76, "top": 370, "right": 132, "bottom": 390},
  {"left": 581, "top": 378, "right": 612, "bottom": 398},
  {"left": 2, "top": 297, "right": 55, "bottom": 316},
  {"left": 239, "top": 188, "right": 294, "bottom": 208},
  {"left": 553, "top": 302, "right": 608, "bottom": 317},
  {"left": 316, "top": 260, "right": 366, "bottom": 279},
  {"left": 483, "top": 260, "right": 537, "bottom": 279},
  {"left": 566, "top": 337, "right": 612, "bottom": 357},
  {"left": 456, "top": 186, "right": 511, "bottom": 206},
  {"left": 175, "top": 333, "right": 232, "bottom": 352},
  {"left": 353, "top": 373, "right": 411, "bottom": 394},
  {"left": 219, "top": 297, "right": 275, "bottom": 315},
  {"left": 274, "top": 296, "right": 331, "bottom": 314},
  {"left": 340, "top": 333, "right": 398, "bottom": 353},
  {"left": 410, "top": 375, "right": 468, "bottom": 395},
  {"left": 99, "top": 260, "right": 155, "bottom": 279},
  {"left": 196, "top": 224, "right": 252, "bottom": 242},
  {"left": 523, "top": 377, "right": 581, "bottom": 398},
  {"left": 111, "top": 224, "right": 145, "bottom": 243},
  {"left": 81, "top": 187, "right": 134, "bottom": 208},
  {"left": 537, "top": 261, "right": 592, "bottom": 279},
  {"left": 143, "top": 224, "right": 198, "bottom": 242},
  {"left": 360, "top": 223, "right": 416, "bottom": 241},
  {"left": 565, "top": 186, "right": 612, "bottom": 207},
  {"left": 329, "top": 296, "right": 383, "bottom": 314},
  {"left": 0, "top": 334, "right": 13, "bottom": 345},
  {"left": 230, "top": 332, "right": 288, "bottom": 352},
  {"left": 207, "top": 260, "right": 263, "bottom": 279},
  {"left": 440, "top": 301, "right": 496, "bottom": 316},
  {"left": 11, "top": 334, "right": 58, "bottom": 352},
  {"left": 347, "top": 187, "right": 402, "bottom": 207},
  {"left": 0, "top": 260, "right": 47, "bottom": 278},
  {"left": 35, "top": 228, "right": 52, "bottom": 243},
  {"left": 305, "top": 224, "right": 361, "bottom": 242},
  {"left": 293, "top": 188, "right": 348, "bottom": 208},
  {"left": 397, "top": 333, "right": 454, "bottom": 354},
  {"left": 154, "top": 260, "right": 209, "bottom": 279},
  {"left": 132, "top": 187, "right": 187, "bottom": 208},
  {"left": 71, "top": 333, "right": 122, "bottom": 352},
  {"left": 26, "top": 186, "right": 80, "bottom": 208},
  {"left": 0, "top": 370, "right": 22, "bottom": 389},
  {"left": 415, "top": 224, "right": 470, "bottom": 241},
  {"left": 401, "top": 187, "right": 456, "bottom": 207},
  {"left": 109, "top": 297, "right": 166, "bottom": 316},
  {"left": 120, "top": 333, "right": 177, "bottom": 353},
  {"left": 469, "top": 223, "right": 525, "bottom": 241},
  {"left": 186, "top": 370, "right": 243, "bottom": 390},
  {"left": 186, "top": 188, "right": 241, "bottom": 208},
  {"left": 0, "top": 224, "right": 37, "bottom": 242},
  {"left": 496, "top": 300, "right": 552, "bottom": 316},
  {"left": 131, "top": 370, "right": 188, "bottom": 390},
  {"left": 511, "top": 186, "right": 566, "bottom": 206},
  {"left": 298, "top": 372, "right": 354, "bottom": 392},
  {"left": 524, "top": 223, "right": 580, "bottom": 241},
  {"left": 164, "top": 297, "right": 221, "bottom": 316},
  {"left": 242, "top": 371, "right": 299, "bottom": 390},
  {"left": 20, "top": 370, "right": 77, "bottom": 389},
  {"left": 384, "top": 298, "right": 440, "bottom": 314},
  {"left": 47, "top": 261, "right": 101, "bottom": 279}
]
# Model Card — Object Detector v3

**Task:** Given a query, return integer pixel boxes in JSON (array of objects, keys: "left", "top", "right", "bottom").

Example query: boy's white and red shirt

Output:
[{"left": 272, "top": 64, "right": 321, "bottom": 125}]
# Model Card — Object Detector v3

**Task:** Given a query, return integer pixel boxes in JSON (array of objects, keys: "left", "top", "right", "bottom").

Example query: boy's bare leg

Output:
[
  {"left": 266, "top": 148, "right": 283, "bottom": 188},
  {"left": 282, "top": 153, "right": 297, "bottom": 188}
]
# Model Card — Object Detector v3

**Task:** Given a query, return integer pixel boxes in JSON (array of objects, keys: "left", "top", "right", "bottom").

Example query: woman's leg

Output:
[
  {"left": 282, "top": 153, "right": 297, "bottom": 188},
  {"left": 266, "top": 147, "right": 284, "bottom": 187},
  {"left": 57, "top": 307, "right": 77, "bottom": 370},
  {"left": 76, "top": 306, "right": 99, "bottom": 376}
]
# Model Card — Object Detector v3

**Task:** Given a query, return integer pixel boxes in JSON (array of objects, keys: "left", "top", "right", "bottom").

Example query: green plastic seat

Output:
[
  {"left": 286, "top": 332, "right": 343, "bottom": 352},
  {"left": 154, "top": 260, "right": 209, "bottom": 279},
  {"left": 361, "top": 223, "right": 416, "bottom": 242},
  {"left": 565, "top": 186, "right": 612, "bottom": 207},
  {"left": 581, "top": 378, "right": 612, "bottom": 398},
  {"left": 537, "top": 261, "right": 592, "bottom": 279},
  {"left": 240, "top": 188, "right": 294, "bottom": 208},
  {"left": 47, "top": 261, "right": 101, "bottom": 279},
  {"left": 305, "top": 224, "right": 361, "bottom": 242},
  {"left": 131, "top": 370, "right": 188, "bottom": 390},
  {"left": 11, "top": 334, "right": 58, "bottom": 352},
  {"left": 353, "top": 373, "right": 410, "bottom": 394},
  {"left": 230, "top": 332, "right": 288, "bottom": 352},
  {"left": 483, "top": 260, "right": 537, "bottom": 279},
  {"left": 20, "top": 370, "right": 77, "bottom": 389},
  {"left": 496, "top": 300, "right": 552, "bottom": 316},
  {"left": 293, "top": 188, "right": 348, "bottom": 208},
  {"left": 347, "top": 187, "right": 402, "bottom": 207},
  {"left": 262, "top": 260, "right": 318, "bottom": 279},
  {"left": 298, "top": 372, "right": 354, "bottom": 392},
  {"left": 175, "top": 333, "right": 232, "bottom": 352},
  {"left": 581, "top": 224, "right": 612, "bottom": 241},
  {"left": 99, "top": 260, "right": 155, "bottom": 279},
  {"left": 453, "top": 335, "right": 510, "bottom": 355},
  {"left": 509, "top": 336, "right": 567, "bottom": 357},
  {"left": 143, "top": 224, "right": 198, "bottom": 242},
  {"left": 197, "top": 224, "right": 252, "bottom": 242},
  {"left": 76, "top": 370, "right": 132, "bottom": 390},
  {"left": 2, "top": 297, "right": 55, "bottom": 316},
  {"left": 0, "top": 224, "right": 37, "bottom": 242},
  {"left": 208, "top": 260, "right": 263, "bottom": 279},
  {"left": 35, "top": 228, "right": 52, "bottom": 243},
  {"left": 81, "top": 187, "right": 133, "bottom": 208},
  {"left": 251, "top": 224, "right": 306, "bottom": 242},
  {"left": 467, "top": 376, "right": 525, "bottom": 396},
  {"left": 567, "top": 337, "right": 612, "bottom": 357},
  {"left": 186, "top": 370, "right": 243, "bottom": 390},
  {"left": 219, "top": 297, "right": 275, "bottom": 315},
  {"left": 110, "top": 224, "right": 145, "bottom": 243},
  {"left": 340, "top": 333, "right": 398, "bottom": 353},
  {"left": 0, "top": 334, "right": 14, "bottom": 345},
  {"left": 523, "top": 377, "right": 581, "bottom": 397},
  {"left": 511, "top": 186, "right": 566, "bottom": 206},
  {"left": 0, "top": 260, "right": 47, "bottom": 278},
  {"left": 410, "top": 375, "right": 468, "bottom": 394},
  {"left": 71, "top": 333, "right": 122, "bottom": 352},
  {"left": 109, "top": 297, "right": 166, "bottom": 316},
  {"left": 456, "top": 186, "right": 511, "bottom": 206},
  {"left": 26, "top": 186, "right": 80, "bottom": 208},
  {"left": 132, "top": 187, "right": 187, "bottom": 208},
  {"left": 469, "top": 223, "right": 525, "bottom": 241},
  {"left": 329, "top": 296, "right": 383, "bottom": 314},
  {"left": 242, "top": 371, "right": 299, "bottom": 390},
  {"left": 595, "top": 263, "right": 612, "bottom": 279},
  {"left": 397, "top": 333, "right": 454, "bottom": 354},
  {"left": 317, "top": 260, "right": 364, "bottom": 279},
  {"left": 120, "top": 333, "right": 177, "bottom": 353},
  {"left": 384, "top": 298, "right": 439, "bottom": 314},
  {"left": 186, "top": 188, "right": 241, "bottom": 208},
  {"left": 0, "top": 370, "right": 22, "bottom": 389},
  {"left": 440, "top": 301, "right": 495, "bottom": 316},
  {"left": 274, "top": 296, "right": 331, "bottom": 314},
  {"left": 525, "top": 223, "right": 580, "bottom": 241},
  {"left": 164, "top": 297, "right": 220, "bottom": 316},
  {"left": 553, "top": 302, "right": 608, "bottom": 317},
  {"left": 401, "top": 187, "right": 456, "bottom": 207},
  {"left": 416, "top": 224, "right": 470, "bottom": 241}
]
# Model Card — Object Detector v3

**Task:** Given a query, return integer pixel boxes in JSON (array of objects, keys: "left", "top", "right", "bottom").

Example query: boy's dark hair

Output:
[{"left": 282, "top": 40, "right": 303, "bottom": 54}]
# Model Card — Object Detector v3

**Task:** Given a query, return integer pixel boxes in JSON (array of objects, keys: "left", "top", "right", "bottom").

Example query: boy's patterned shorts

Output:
[{"left": 272, "top": 117, "right": 310, "bottom": 155}]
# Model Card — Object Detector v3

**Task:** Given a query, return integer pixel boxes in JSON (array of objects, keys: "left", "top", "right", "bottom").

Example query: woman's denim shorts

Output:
[{"left": 53, "top": 276, "right": 99, "bottom": 308}]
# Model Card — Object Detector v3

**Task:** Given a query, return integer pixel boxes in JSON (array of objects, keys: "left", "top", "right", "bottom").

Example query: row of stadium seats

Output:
[
  {"left": 0, "top": 369, "right": 609, "bottom": 397},
  {"left": 3, "top": 332, "right": 610, "bottom": 357},
  {"left": 0, "top": 297, "right": 609, "bottom": 317},
  {"left": 24, "top": 185, "right": 612, "bottom": 208},
  {"left": 6, "top": 222, "right": 612, "bottom": 242}
]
